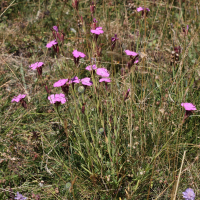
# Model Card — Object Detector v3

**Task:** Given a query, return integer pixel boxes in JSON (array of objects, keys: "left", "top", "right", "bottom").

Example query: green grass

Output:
[{"left": 0, "top": 0, "right": 200, "bottom": 199}]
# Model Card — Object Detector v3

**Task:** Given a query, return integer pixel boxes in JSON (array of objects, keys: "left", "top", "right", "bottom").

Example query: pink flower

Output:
[
  {"left": 181, "top": 103, "right": 197, "bottom": 111},
  {"left": 134, "top": 59, "right": 139, "bottom": 64},
  {"left": 81, "top": 77, "right": 93, "bottom": 86},
  {"left": 182, "top": 188, "right": 195, "bottom": 200},
  {"left": 137, "top": 7, "right": 150, "bottom": 12},
  {"left": 29, "top": 62, "right": 44, "bottom": 76},
  {"left": 85, "top": 65, "right": 97, "bottom": 71},
  {"left": 11, "top": 94, "right": 27, "bottom": 103},
  {"left": 111, "top": 34, "right": 118, "bottom": 42},
  {"left": 111, "top": 34, "right": 118, "bottom": 51},
  {"left": 53, "top": 79, "right": 70, "bottom": 95},
  {"left": 91, "top": 27, "right": 104, "bottom": 35},
  {"left": 70, "top": 76, "right": 80, "bottom": 83},
  {"left": 137, "top": 7, "right": 150, "bottom": 16},
  {"left": 181, "top": 103, "right": 197, "bottom": 122},
  {"left": 96, "top": 68, "right": 110, "bottom": 77},
  {"left": 48, "top": 93, "right": 67, "bottom": 104},
  {"left": 53, "top": 26, "right": 58, "bottom": 32},
  {"left": 73, "top": 50, "right": 86, "bottom": 66},
  {"left": 46, "top": 40, "right": 58, "bottom": 48},
  {"left": 53, "top": 79, "right": 69, "bottom": 87},
  {"left": 72, "top": 50, "right": 86, "bottom": 58},
  {"left": 11, "top": 94, "right": 27, "bottom": 109},
  {"left": 99, "top": 78, "right": 111, "bottom": 83},
  {"left": 29, "top": 62, "right": 44, "bottom": 70},
  {"left": 125, "top": 50, "right": 138, "bottom": 57},
  {"left": 99, "top": 78, "right": 110, "bottom": 90}
]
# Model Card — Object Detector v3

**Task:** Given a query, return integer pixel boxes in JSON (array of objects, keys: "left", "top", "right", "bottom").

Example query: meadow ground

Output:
[{"left": 0, "top": 0, "right": 200, "bottom": 199}]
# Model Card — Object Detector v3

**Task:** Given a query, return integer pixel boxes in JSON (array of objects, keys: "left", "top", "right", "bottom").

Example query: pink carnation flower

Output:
[
  {"left": 91, "top": 27, "right": 104, "bottom": 35},
  {"left": 11, "top": 94, "right": 27, "bottom": 103},
  {"left": 96, "top": 68, "right": 110, "bottom": 77},
  {"left": 53, "top": 79, "right": 69, "bottom": 87},
  {"left": 48, "top": 93, "right": 67, "bottom": 104},
  {"left": 137, "top": 7, "right": 150, "bottom": 12},
  {"left": 53, "top": 26, "right": 58, "bottom": 32},
  {"left": 81, "top": 77, "right": 93, "bottom": 86},
  {"left": 72, "top": 50, "right": 86, "bottom": 58},
  {"left": 181, "top": 103, "right": 197, "bottom": 111},
  {"left": 46, "top": 40, "right": 58, "bottom": 48},
  {"left": 85, "top": 65, "right": 97, "bottom": 71},
  {"left": 125, "top": 50, "right": 138, "bottom": 57},
  {"left": 70, "top": 76, "right": 80, "bottom": 83},
  {"left": 99, "top": 78, "right": 110, "bottom": 90},
  {"left": 29, "top": 62, "right": 44, "bottom": 70},
  {"left": 11, "top": 94, "right": 27, "bottom": 109},
  {"left": 29, "top": 62, "right": 44, "bottom": 76},
  {"left": 99, "top": 78, "right": 111, "bottom": 83}
]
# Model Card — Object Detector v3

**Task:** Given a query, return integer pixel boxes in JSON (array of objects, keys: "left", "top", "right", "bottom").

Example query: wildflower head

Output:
[
  {"left": 46, "top": 40, "right": 58, "bottom": 48},
  {"left": 137, "top": 7, "right": 150, "bottom": 16},
  {"left": 11, "top": 94, "right": 26, "bottom": 103},
  {"left": 29, "top": 62, "right": 44, "bottom": 76},
  {"left": 53, "top": 26, "right": 58, "bottom": 32},
  {"left": 125, "top": 50, "right": 138, "bottom": 57},
  {"left": 181, "top": 103, "right": 197, "bottom": 121},
  {"left": 182, "top": 188, "right": 195, "bottom": 200},
  {"left": 111, "top": 34, "right": 118, "bottom": 51},
  {"left": 72, "top": 50, "right": 86, "bottom": 66},
  {"left": 111, "top": 34, "right": 118, "bottom": 42},
  {"left": 53, "top": 79, "right": 70, "bottom": 95},
  {"left": 11, "top": 94, "right": 27, "bottom": 109},
  {"left": 125, "top": 50, "right": 139, "bottom": 69},
  {"left": 99, "top": 78, "right": 111, "bottom": 83},
  {"left": 48, "top": 93, "right": 67, "bottom": 105},
  {"left": 14, "top": 192, "right": 27, "bottom": 200},
  {"left": 81, "top": 77, "right": 93, "bottom": 86},
  {"left": 69, "top": 76, "right": 80, "bottom": 89},
  {"left": 53, "top": 79, "right": 69, "bottom": 87},
  {"left": 46, "top": 39, "right": 58, "bottom": 53},
  {"left": 181, "top": 103, "right": 197, "bottom": 111},
  {"left": 99, "top": 78, "right": 110, "bottom": 90},
  {"left": 91, "top": 27, "right": 104, "bottom": 35},
  {"left": 72, "top": 50, "right": 86, "bottom": 58},
  {"left": 96, "top": 68, "right": 110, "bottom": 77},
  {"left": 85, "top": 65, "right": 97, "bottom": 71},
  {"left": 70, "top": 76, "right": 80, "bottom": 83}
]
